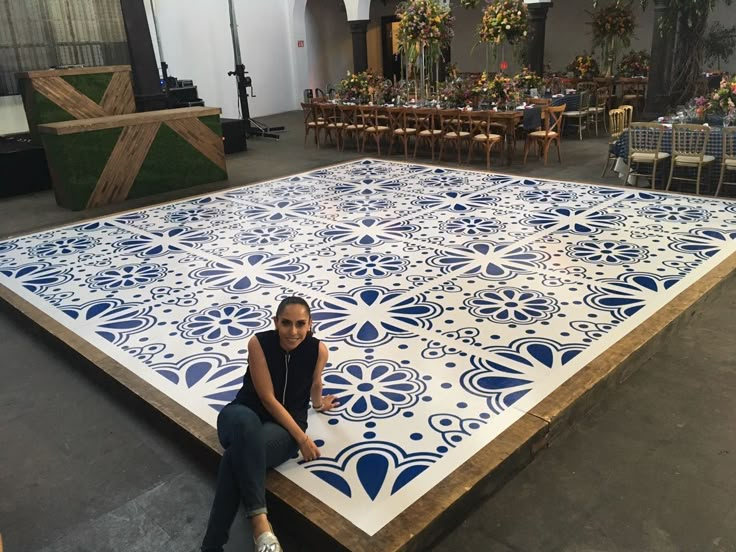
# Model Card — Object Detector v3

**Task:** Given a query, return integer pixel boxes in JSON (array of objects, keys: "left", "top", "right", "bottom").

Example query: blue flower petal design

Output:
[
  {"left": 178, "top": 303, "right": 271, "bottom": 343},
  {"left": 669, "top": 228, "right": 736, "bottom": 260},
  {"left": 151, "top": 352, "right": 247, "bottom": 411},
  {"left": 322, "top": 358, "right": 426, "bottom": 421},
  {"left": 461, "top": 339, "right": 586, "bottom": 413},
  {"left": 304, "top": 441, "right": 441, "bottom": 501},
  {"left": 585, "top": 272, "right": 682, "bottom": 320},
  {"left": 312, "top": 286, "right": 441, "bottom": 346},
  {"left": 61, "top": 298, "right": 156, "bottom": 345},
  {"left": 87, "top": 263, "right": 167, "bottom": 291},
  {"left": 0, "top": 262, "right": 74, "bottom": 293},
  {"left": 465, "top": 286, "right": 559, "bottom": 325},
  {"left": 566, "top": 240, "right": 649, "bottom": 265}
]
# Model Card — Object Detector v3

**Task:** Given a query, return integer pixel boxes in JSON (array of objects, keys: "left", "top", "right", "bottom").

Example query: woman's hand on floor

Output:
[
  {"left": 299, "top": 435, "right": 321, "bottom": 462},
  {"left": 318, "top": 394, "right": 339, "bottom": 413}
]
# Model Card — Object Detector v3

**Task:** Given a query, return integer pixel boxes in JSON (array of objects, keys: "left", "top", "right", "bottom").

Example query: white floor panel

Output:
[{"left": 1, "top": 159, "right": 735, "bottom": 536}]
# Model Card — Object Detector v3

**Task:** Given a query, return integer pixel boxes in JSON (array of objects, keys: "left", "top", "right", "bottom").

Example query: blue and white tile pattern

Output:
[{"left": 1, "top": 159, "right": 735, "bottom": 535}]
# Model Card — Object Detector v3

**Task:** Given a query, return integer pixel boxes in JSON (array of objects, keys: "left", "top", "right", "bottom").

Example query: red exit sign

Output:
[{"left": 297, "top": 40, "right": 304, "bottom": 48}]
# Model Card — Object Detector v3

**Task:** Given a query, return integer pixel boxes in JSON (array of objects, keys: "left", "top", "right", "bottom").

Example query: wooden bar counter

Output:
[
  {"left": 38, "top": 107, "right": 227, "bottom": 210},
  {"left": 18, "top": 65, "right": 136, "bottom": 143}
]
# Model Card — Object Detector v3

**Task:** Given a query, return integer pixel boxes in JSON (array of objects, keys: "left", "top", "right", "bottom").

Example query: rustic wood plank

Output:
[
  {"left": 86, "top": 122, "right": 161, "bottom": 209},
  {"left": 38, "top": 107, "right": 222, "bottom": 135},
  {"left": 32, "top": 76, "right": 108, "bottom": 119},
  {"left": 100, "top": 71, "right": 136, "bottom": 115},
  {"left": 16, "top": 65, "right": 133, "bottom": 79},
  {"left": 165, "top": 117, "right": 226, "bottom": 171}
]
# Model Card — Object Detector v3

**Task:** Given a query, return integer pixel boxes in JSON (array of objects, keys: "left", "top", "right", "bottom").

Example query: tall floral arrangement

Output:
[
  {"left": 567, "top": 54, "right": 600, "bottom": 79},
  {"left": 617, "top": 50, "right": 650, "bottom": 76},
  {"left": 478, "top": 0, "right": 528, "bottom": 45},
  {"left": 396, "top": 0, "right": 454, "bottom": 63},
  {"left": 590, "top": 2, "right": 636, "bottom": 76}
]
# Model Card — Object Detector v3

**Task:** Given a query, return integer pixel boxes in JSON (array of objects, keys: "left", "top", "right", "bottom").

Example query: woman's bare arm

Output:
[{"left": 311, "top": 342, "right": 339, "bottom": 411}]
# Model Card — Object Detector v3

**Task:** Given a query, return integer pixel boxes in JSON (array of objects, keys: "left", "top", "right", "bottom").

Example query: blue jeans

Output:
[{"left": 201, "top": 403, "right": 298, "bottom": 552}]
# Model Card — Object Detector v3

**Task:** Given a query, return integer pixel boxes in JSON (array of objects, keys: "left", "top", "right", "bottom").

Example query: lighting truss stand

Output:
[{"left": 227, "top": 0, "right": 284, "bottom": 140}]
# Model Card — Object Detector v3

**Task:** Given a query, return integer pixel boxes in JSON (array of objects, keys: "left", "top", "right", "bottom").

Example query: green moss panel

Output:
[
  {"left": 127, "top": 117, "right": 227, "bottom": 201},
  {"left": 42, "top": 128, "right": 123, "bottom": 211},
  {"left": 32, "top": 90, "right": 75, "bottom": 126},
  {"left": 62, "top": 72, "right": 114, "bottom": 105}
]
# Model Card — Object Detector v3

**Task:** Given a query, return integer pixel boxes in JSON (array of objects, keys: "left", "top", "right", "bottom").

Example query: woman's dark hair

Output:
[
  {"left": 275, "top": 296, "right": 314, "bottom": 337},
  {"left": 275, "top": 296, "right": 311, "bottom": 318}
]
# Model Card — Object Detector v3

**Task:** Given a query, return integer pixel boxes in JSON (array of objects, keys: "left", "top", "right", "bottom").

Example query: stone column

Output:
[
  {"left": 350, "top": 20, "right": 369, "bottom": 73},
  {"left": 525, "top": 2, "right": 552, "bottom": 76},
  {"left": 643, "top": 0, "right": 675, "bottom": 117},
  {"left": 119, "top": 0, "right": 167, "bottom": 111}
]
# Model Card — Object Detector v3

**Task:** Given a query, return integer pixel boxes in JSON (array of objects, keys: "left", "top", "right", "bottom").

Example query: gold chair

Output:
[
  {"left": 588, "top": 87, "right": 609, "bottom": 135},
  {"left": 524, "top": 104, "right": 566, "bottom": 165},
  {"left": 438, "top": 109, "right": 471, "bottom": 164},
  {"left": 413, "top": 108, "right": 441, "bottom": 160},
  {"left": 624, "top": 123, "right": 669, "bottom": 189},
  {"left": 601, "top": 108, "right": 626, "bottom": 177},
  {"left": 666, "top": 124, "right": 715, "bottom": 195},
  {"left": 301, "top": 102, "right": 325, "bottom": 147},
  {"left": 715, "top": 127, "right": 736, "bottom": 197},
  {"left": 359, "top": 105, "right": 391, "bottom": 155},
  {"left": 387, "top": 107, "right": 417, "bottom": 158},
  {"left": 620, "top": 78, "right": 647, "bottom": 118},
  {"left": 620, "top": 104, "right": 634, "bottom": 129},
  {"left": 467, "top": 110, "right": 503, "bottom": 169},
  {"left": 577, "top": 80, "right": 597, "bottom": 94},
  {"left": 563, "top": 90, "right": 590, "bottom": 141}
]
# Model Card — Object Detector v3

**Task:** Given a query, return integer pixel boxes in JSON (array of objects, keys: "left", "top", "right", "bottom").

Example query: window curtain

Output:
[{"left": 0, "top": 0, "right": 129, "bottom": 96}]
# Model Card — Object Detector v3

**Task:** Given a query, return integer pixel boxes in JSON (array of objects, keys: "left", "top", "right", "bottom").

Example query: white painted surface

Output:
[
  {"left": 0, "top": 96, "right": 30, "bottom": 136},
  {"left": 147, "top": 0, "right": 297, "bottom": 118}
]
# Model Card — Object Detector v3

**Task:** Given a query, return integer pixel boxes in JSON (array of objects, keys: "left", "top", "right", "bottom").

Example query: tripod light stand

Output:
[{"left": 227, "top": 0, "right": 284, "bottom": 139}]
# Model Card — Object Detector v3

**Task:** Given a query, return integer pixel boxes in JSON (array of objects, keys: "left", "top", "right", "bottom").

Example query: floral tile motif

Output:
[{"left": 1, "top": 159, "right": 735, "bottom": 537}]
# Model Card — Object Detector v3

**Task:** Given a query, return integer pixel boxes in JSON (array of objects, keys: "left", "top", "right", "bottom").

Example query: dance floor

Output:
[{"left": 1, "top": 159, "right": 735, "bottom": 540}]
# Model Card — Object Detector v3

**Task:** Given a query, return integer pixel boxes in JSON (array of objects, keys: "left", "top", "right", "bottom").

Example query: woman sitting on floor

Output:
[{"left": 201, "top": 296, "right": 338, "bottom": 552}]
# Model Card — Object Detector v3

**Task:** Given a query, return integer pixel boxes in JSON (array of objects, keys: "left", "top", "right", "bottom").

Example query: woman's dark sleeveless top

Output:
[{"left": 234, "top": 330, "right": 319, "bottom": 431}]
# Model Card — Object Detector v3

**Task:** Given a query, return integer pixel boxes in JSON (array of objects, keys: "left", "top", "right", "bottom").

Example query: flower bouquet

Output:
[
  {"left": 336, "top": 70, "right": 384, "bottom": 103},
  {"left": 617, "top": 50, "right": 650, "bottom": 77},
  {"left": 567, "top": 54, "right": 600, "bottom": 79},
  {"left": 478, "top": 0, "right": 528, "bottom": 45},
  {"left": 486, "top": 72, "right": 522, "bottom": 107},
  {"left": 440, "top": 76, "right": 476, "bottom": 107},
  {"left": 708, "top": 75, "right": 736, "bottom": 117},
  {"left": 513, "top": 67, "right": 545, "bottom": 94}
]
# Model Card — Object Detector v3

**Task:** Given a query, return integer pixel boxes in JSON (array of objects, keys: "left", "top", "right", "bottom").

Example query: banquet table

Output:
[{"left": 612, "top": 126, "right": 726, "bottom": 191}]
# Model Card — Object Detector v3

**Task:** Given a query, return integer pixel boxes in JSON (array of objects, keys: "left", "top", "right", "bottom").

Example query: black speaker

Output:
[
  {"left": 0, "top": 134, "right": 52, "bottom": 198},
  {"left": 220, "top": 118, "right": 248, "bottom": 154}
]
